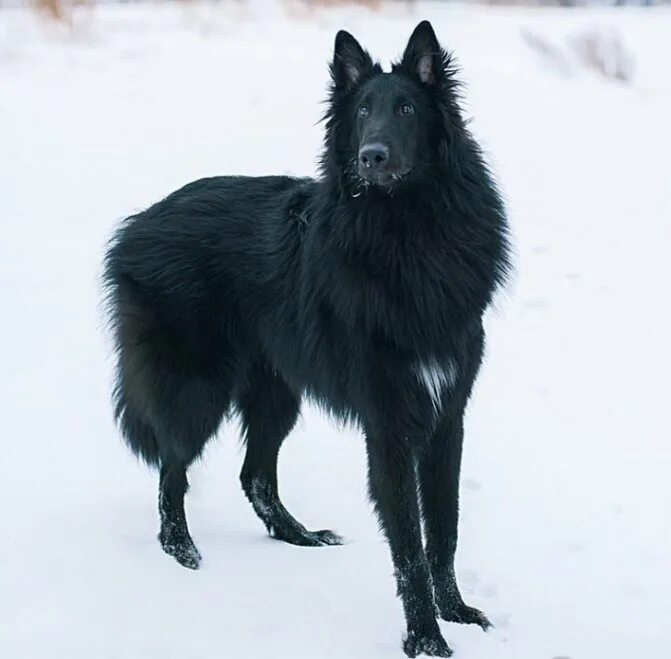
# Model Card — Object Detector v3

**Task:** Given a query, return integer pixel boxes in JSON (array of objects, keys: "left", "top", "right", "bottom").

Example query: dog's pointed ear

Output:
[
  {"left": 332, "top": 30, "right": 373, "bottom": 91},
  {"left": 400, "top": 21, "right": 444, "bottom": 85}
]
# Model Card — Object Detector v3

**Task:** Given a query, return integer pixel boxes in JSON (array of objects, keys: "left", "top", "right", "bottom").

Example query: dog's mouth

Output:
[{"left": 359, "top": 168, "right": 411, "bottom": 189}]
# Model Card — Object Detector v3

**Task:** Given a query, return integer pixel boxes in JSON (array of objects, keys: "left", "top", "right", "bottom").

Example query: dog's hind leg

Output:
[
  {"left": 118, "top": 389, "right": 215, "bottom": 570},
  {"left": 152, "top": 376, "right": 231, "bottom": 570},
  {"left": 117, "top": 398, "right": 202, "bottom": 569},
  {"left": 238, "top": 362, "right": 342, "bottom": 547},
  {"left": 158, "top": 457, "right": 201, "bottom": 569}
]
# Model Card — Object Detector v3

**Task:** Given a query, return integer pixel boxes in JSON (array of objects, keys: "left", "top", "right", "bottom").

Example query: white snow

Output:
[{"left": 1, "top": 3, "right": 670, "bottom": 658}]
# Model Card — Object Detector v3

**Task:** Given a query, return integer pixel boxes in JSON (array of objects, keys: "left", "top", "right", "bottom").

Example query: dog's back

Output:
[{"left": 104, "top": 175, "right": 310, "bottom": 466}]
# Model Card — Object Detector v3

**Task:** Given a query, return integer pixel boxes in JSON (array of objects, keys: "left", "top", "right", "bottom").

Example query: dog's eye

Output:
[
  {"left": 358, "top": 105, "right": 369, "bottom": 118},
  {"left": 400, "top": 103, "right": 415, "bottom": 116}
]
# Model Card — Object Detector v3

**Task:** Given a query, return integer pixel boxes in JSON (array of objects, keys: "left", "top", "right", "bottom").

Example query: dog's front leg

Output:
[
  {"left": 366, "top": 431, "right": 451, "bottom": 658},
  {"left": 417, "top": 412, "right": 491, "bottom": 631}
]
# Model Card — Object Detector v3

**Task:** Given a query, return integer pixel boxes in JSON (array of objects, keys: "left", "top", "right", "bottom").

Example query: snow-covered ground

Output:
[{"left": 1, "top": 2, "right": 670, "bottom": 658}]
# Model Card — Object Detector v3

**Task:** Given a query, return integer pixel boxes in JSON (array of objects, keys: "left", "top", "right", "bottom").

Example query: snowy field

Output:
[{"left": 1, "top": 2, "right": 670, "bottom": 658}]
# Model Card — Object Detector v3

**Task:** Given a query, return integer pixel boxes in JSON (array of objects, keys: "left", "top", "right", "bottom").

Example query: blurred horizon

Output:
[{"left": 1, "top": 0, "right": 670, "bottom": 14}]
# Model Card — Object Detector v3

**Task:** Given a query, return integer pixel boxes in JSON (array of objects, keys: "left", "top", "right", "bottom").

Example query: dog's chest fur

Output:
[
  {"left": 407, "top": 357, "right": 459, "bottom": 421},
  {"left": 412, "top": 358, "right": 458, "bottom": 413}
]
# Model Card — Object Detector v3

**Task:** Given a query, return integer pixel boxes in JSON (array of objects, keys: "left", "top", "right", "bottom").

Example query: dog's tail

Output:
[
  {"left": 113, "top": 384, "right": 161, "bottom": 467},
  {"left": 104, "top": 218, "right": 162, "bottom": 468}
]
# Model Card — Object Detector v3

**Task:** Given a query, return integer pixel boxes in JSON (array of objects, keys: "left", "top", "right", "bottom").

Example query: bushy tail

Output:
[
  {"left": 113, "top": 384, "right": 161, "bottom": 468},
  {"left": 104, "top": 219, "right": 162, "bottom": 468}
]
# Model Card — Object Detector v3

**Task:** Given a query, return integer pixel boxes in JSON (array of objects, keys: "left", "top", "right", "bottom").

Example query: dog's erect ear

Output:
[
  {"left": 332, "top": 30, "right": 373, "bottom": 90},
  {"left": 400, "top": 21, "right": 444, "bottom": 85}
]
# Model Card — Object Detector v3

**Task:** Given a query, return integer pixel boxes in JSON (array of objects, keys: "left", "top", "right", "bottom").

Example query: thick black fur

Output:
[{"left": 103, "top": 22, "right": 510, "bottom": 657}]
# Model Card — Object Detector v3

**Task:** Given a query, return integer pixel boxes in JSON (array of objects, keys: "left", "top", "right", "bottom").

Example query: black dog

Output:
[{"left": 103, "top": 21, "right": 510, "bottom": 657}]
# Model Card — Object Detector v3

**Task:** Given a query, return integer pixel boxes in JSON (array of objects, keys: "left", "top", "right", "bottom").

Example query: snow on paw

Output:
[
  {"left": 160, "top": 536, "right": 202, "bottom": 570},
  {"left": 313, "top": 529, "right": 344, "bottom": 546},
  {"left": 269, "top": 522, "right": 342, "bottom": 547},
  {"left": 403, "top": 629, "right": 452, "bottom": 658},
  {"left": 439, "top": 602, "right": 492, "bottom": 631}
]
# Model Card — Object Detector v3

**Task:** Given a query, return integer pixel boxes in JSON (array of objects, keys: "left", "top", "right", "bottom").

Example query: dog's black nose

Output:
[{"left": 359, "top": 143, "right": 389, "bottom": 170}]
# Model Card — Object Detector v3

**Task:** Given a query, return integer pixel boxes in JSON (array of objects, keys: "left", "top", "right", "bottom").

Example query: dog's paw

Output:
[
  {"left": 160, "top": 534, "right": 202, "bottom": 570},
  {"left": 403, "top": 628, "right": 452, "bottom": 658},
  {"left": 311, "top": 529, "right": 344, "bottom": 546},
  {"left": 439, "top": 602, "right": 492, "bottom": 631},
  {"left": 269, "top": 523, "right": 343, "bottom": 547}
]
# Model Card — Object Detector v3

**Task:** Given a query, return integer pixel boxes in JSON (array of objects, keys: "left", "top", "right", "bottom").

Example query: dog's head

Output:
[{"left": 326, "top": 21, "right": 464, "bottom": 194}]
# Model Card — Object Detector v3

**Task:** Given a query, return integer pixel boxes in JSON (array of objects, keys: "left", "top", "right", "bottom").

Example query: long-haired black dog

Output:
[{"left": 104, "top": 21, "right": 510, "bottom": 657}]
